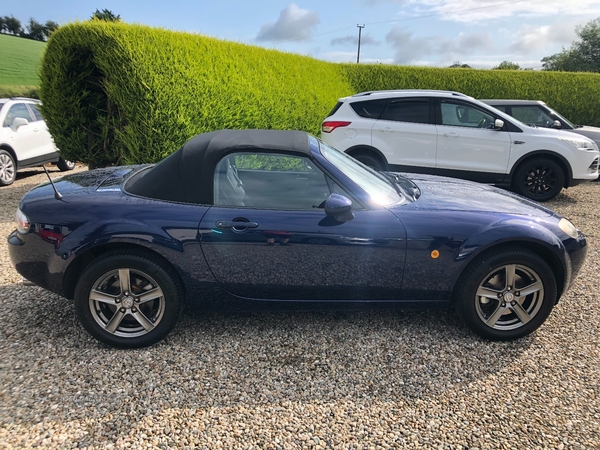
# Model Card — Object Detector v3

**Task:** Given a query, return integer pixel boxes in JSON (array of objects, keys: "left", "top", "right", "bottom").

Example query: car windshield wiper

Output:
[{"left": 383, "top": 172, "right": 421, "bottom": 201}]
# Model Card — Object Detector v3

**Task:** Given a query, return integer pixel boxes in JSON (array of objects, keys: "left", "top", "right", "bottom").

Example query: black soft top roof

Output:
[{"left": 127, "top": 129, "right": 312, "bottom": 204}]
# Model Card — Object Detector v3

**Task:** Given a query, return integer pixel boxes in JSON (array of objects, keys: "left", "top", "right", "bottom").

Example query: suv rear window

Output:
[
  {"left": 381, "top": 99, "right": 430, "bottom": 124},
  {"left": 350, "top": 99, "right": 387, "bottom": 119},
  {"left": 326, "top": 102, "right": 343, "bottom": 118}
]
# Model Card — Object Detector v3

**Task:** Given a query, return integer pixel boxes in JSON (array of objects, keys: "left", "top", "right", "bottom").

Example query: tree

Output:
[
  {"left": 542, "top": 18, "right": 600, "bottom": 72},
  {"left": 492, "top": 61, "right": 521, "bottom": 70},
  {"left": 4, "top": 15, "right": 22, "bottom": 35},
  {"left": 0, "top": 17, "right": 5, "bottom": 34},
  {"left": 24, "top": 18, "right": 46, "bottom": 41},
  {"left": 90, "top": 9, "right": 121, "bottom": 22},
  {"left": 44, "top": 20, "right": 59, "bottom": 39},
  {"left": 448, "top": 61, "right": 472, "bottom": 69}
]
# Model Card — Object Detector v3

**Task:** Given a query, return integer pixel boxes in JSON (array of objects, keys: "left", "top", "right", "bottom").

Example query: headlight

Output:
[
  {"left": 559, "top": 137, "right": 596, "bottom": 151},
  {"left": 558, "top": 218, "right": 579, "bottom": 239},
  {"left": 15, "top": 208, "right": 30, "bottom": 234}
]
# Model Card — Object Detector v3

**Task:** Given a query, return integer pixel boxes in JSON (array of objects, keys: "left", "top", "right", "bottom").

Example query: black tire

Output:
[
  {"left": 57, "top": 157, "right": 76, "bottom": 171},
  {"left": 0, "top": 149, "right": 16, "bottom": 186},
  {"left": 513, "top": 157, "right": 564, "bottom": 201},
  {"left": 453, "top": 247, "right": 557, "bottom": 341},
  {"left": 352, "top": 152, "right": 385, "bottom": 171},
  {"left": 74, "top": 251, "right": 184, "bottom": 348}
]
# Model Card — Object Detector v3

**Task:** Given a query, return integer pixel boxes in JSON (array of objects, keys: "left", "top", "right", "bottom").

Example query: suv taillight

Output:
[{"left": 321, "top": 121, "right": 351, "bottom": 133}]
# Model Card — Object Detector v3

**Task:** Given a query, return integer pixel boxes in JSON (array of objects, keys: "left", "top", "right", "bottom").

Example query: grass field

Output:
[{"left": 0, "top": 34, "right": 45, "bottom": 95}]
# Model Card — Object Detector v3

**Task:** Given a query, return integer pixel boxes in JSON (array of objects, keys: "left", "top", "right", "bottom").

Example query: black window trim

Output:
[{"left": 378, "top": 97, "right": 436, "bottom": 125}]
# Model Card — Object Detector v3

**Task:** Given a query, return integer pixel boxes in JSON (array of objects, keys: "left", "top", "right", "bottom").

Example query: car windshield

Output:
[
  {"left": 546, "top": 107, "right": 577, "bottom": 128},
  {"left": 318, "top": 140, "right": 403, "bottom": 206}
]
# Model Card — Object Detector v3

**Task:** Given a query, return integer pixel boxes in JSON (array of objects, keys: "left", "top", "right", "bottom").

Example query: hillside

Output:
[{"left": 0, "top": 34, "right": 45, "bottom": 87}]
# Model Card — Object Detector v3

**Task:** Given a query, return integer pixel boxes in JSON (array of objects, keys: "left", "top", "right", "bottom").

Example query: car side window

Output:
[
  {"left": 350, "top": 99, "right": 387, "bottom": 119},
  {"left": 213, "top": 152, "right": 348, "bottom": 210},
  {"left": 28, "top": 104, "right": 44, "bottom": 122},
  {"left": 510, "top": 106, "right": 554, "bottom": 127},
  {"left": 440, "top": 101, "right": 496, "bottom": 129},
  {"left": 380, "top": 99, "right": 430, "bottom": 124},
  {"left": 492, "top": 105, "right": 507, "bottom": 113},
  {"left": 3, "top": 103, "right": 33, "bottom": 127}
]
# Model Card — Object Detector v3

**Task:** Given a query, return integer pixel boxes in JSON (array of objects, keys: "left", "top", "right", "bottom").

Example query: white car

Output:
[
  {"left": 321, "top": 90, "right": 599, "bottom": 201},
  {"left": 0, "top": 97, "right": 75, "bottom": 186}
]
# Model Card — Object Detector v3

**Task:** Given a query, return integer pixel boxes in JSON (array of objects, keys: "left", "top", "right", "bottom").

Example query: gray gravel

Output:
[{"left": 1, "top": 167, "right": 599, "bottom": 449}]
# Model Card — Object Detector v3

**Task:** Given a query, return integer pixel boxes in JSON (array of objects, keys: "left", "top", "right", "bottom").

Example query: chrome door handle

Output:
[
  {"left": 379, "top": 127, "right": 394, "bottom": 133},
  {"left": 215, "top": 220, "right": 259, "bottom": 229},
  {"left": 444, "top": 132, "right": 459, "bottom": 138}
]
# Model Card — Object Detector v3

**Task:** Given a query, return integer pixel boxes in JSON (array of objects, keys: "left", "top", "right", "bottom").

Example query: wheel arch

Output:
[
  {"left": 345, "top": 145, "right": 389, "bottom": 170},
  {"left": 63, "top": 242, "right": 186, "bottom": 300},
  {"left": 509, "top": 151, "right": 573, "bottom": 187},
  {"left": 0, "top": 144, "right": 18, "bottom": 169},
  {"left": 452, "top": 240, "right": 566, "bottom": 302}
]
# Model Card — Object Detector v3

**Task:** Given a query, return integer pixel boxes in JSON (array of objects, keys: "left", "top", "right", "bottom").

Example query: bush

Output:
[
  {"left": 0, "top": 85, "right": 39, "bottom": 98},
  {"left": 340, "top": 64, "right": 600, "bottom": 129},
  {"left": 40, "top": 22, "right": 600, "bottom": 168},
  {"left": 40, "top": 22, "right": 351, "bottom": 168}
]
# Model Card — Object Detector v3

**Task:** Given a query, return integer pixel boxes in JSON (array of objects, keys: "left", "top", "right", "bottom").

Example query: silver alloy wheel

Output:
[
  {"left": 0, "top": 153, "right": 15, "bottom": 184},
  {"left": 475, "top": 264, "right": 545, "bottom": 331},
  {"left": 88, "top": 268, "right": 166, "bottom": 338}
]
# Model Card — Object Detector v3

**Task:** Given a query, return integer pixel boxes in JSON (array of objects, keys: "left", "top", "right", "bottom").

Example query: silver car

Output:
[{"left": 482, "top": 99, "right": 600, "bottom": 149}]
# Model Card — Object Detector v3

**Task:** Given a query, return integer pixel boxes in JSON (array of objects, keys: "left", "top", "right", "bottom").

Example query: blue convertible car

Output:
[{"left": 8, "top": 130, "right": 587, "bottom": 348}]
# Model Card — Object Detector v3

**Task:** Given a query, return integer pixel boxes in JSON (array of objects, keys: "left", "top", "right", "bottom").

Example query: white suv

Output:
[
  {"left": 0, "top": 98, "right": 75, "bottom": 186},
  {"left": 321, "top": 90, "right": 599, "bottom": 201}
]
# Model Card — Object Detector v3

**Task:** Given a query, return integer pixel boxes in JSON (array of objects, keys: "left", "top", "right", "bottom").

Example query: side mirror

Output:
[
  {"left": 324, "top": 194, "right": 354, "bottom": 222},
  {"left": 493, "top": 119, "right": 504, "bottom": 130},
  {"left": 551, "top": 120, "right": 562, "bottom": 129},
  {"left": 12, "top": 117, "right": 28, "bottom": 130}
]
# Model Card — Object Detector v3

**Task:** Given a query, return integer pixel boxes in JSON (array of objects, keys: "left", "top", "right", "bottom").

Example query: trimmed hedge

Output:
[
  {"left": 340, "top": 64, "right": 600, "bottom": 130},
  {"left": 40, "top": 22, "right": 352, "bottom": 167},
  {"left": 40, "top": 22, "right": 600, "bottom": 167}
]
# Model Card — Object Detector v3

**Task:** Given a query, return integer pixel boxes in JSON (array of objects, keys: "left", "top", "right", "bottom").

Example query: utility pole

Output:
[{"left": 357, "top": 24, "right": 365, "bottom": 63}]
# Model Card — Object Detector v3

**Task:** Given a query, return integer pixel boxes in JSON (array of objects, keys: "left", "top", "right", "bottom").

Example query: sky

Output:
[{"left": 4, "top": 0, "right": 600, "bottom": 69}]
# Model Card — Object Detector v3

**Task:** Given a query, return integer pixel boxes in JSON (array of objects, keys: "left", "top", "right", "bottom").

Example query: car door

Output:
[
  {"left": 2, "top": 103, "right": 38, "bottom": 163},
  {"left": 435, "top": 99, "right": 512, "bottom": 181},
  {"left": 198, "top": 151, "right": 407, "bottom": 301},
  {"left": 371, "top": 97, "right": 437, "bottom": 169},
  {"left": 27, "top": 103, "right": 59, "bottom": 159}
]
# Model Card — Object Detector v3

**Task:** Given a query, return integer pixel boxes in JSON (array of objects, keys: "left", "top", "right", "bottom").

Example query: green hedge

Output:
[
  {"left": 40, "top": 22, "right": 600, "bottom": 167},
  {"left": 340, "top": 64, "right": 600, "bottom": 129},
  {"left": 40, "top": 22, "right": 352, "bottom": 167}
]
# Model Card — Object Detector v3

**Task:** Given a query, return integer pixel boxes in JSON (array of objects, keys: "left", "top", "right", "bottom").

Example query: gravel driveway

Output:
[{"left": 1, "top": 167, "right": 599, "bottom": 449}]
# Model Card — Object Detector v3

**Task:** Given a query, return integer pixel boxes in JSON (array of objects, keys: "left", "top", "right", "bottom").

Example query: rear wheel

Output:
[
  {"left": 351, "top": 152, "right": 385, "bottom": 171},
  {"left": 453, "top": 247, "right": 557, "bottom": 341},
  {"left": 0, "top": 150, "right": 16, "bottom": 186},
  {"left": 57, "top": 157, "right": 76, "bottom": 171},
  {"left": 513, "top": 157, "right": 564, "bottom": 201},
  {"left": 74, "top": 251, "right": 183, "bottom": 348}
]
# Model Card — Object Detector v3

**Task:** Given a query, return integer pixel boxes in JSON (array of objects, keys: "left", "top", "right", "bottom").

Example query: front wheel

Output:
[
  {"left": 453, "top": 247, "right": 557, "bottom": 341},
  {"left": 74, "top": 252, "right": 184, "bottom": 348},
  {"left": 57, "top": 157, "right": 76, "bottom": 171},
  {"left": 513, "top": 158, "right": 564, "bottom": 201},
  {"left": 0, "top": 150, "right": 16, "bottom": 186}
]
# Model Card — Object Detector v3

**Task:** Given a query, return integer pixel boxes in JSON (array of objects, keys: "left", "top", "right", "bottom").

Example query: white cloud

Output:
[
  {"left": 385, "top": 27, "right": 434, "bottom": 64},
  {"left": 405, "top": 0, "right": 600, "bottom": 23},
  {"left": 331, "top": 34, "right": 381, "bottom": 46},
  {"left": 507, "top": 21, "right": 579, "bottom": 55},
  {"left": 318, "top": 50, "right": 393, "bottom": 63},
  {"left": 256, "top": 4, "right": 320, "bottom": 42},
  {"left": 385, "top": 26, "right": 493, "bottom": 64}
]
